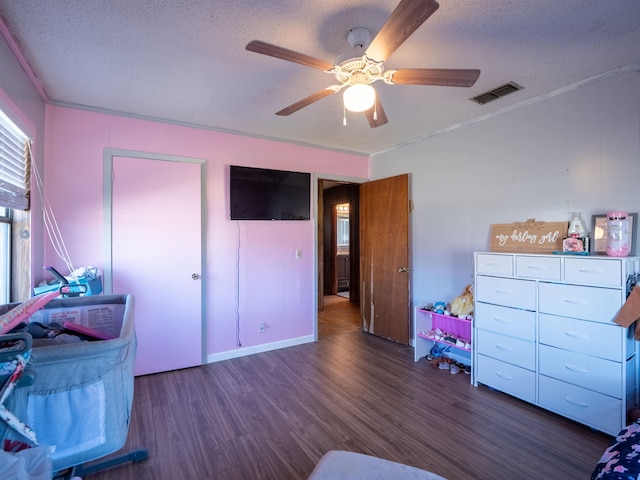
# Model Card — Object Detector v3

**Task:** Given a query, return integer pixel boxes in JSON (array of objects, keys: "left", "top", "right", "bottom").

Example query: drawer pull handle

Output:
[
  {"left": 526, "top": 265, "right": 546, "bottom": 270},
  {"left": 495, "top": 289, "right": 512, "bottom": 295},
  {"left": 565, "top": 397, "right": 589, "bottom": 408},
  {"left": 564, "top": 364, "right": 588, "bottom": 374},
  {"left": 485, "top": 262, "right": 500, "bottom": 267},
  {"left": 578, "top": 268, "right": 604, "bottom": 274},
  {"left": 495, "top": 371, "right": 513, "bottom": 380},
  {"left": 494, "top": 317, "right": 511, "bottom": 324},
  {"left": 565, "top": 331, "right": 589, "bottom": 340},
  {"left": 496, "top": 344, "right": 513, "bottom": 352},
  {"left": 563, "top": 298, "right": 588, "bottom": 306}
]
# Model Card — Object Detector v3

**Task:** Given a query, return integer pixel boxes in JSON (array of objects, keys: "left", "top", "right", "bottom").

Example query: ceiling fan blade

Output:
[
  {"left": 364, "top": 98, "right": 389, "bottom": 128},
  {"left": 391, "top": 68, "right": 480, "bottom": 87},
  {"left": 275, "top": 88, "right": 337, "bottom": 116},
  {"left": 365, "top": 0, "right": 439, "bottom": 63},
  {"left": 246, "top": 40, "right": 334, "bottom": 71}
]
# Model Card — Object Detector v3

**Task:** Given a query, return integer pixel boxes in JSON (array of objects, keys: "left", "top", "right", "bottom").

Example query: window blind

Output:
[{"left": 0, "top": 109, "right": 30, "bottom": 210}]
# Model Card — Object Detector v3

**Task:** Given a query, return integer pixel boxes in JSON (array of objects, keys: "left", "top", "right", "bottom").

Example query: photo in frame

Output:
[{"left": 591, "top": 213, "right": 637, "bottom": 255}]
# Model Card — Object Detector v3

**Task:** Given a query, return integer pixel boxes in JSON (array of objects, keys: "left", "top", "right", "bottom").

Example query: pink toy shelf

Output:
[{"left": 417, "top": 309, "right": 472, "bottom": 352}]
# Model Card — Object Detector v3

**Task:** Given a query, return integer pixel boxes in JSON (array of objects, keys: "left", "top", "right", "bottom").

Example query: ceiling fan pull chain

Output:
[
  {"left": 343, "top": 106, "right": 347, "bottom": 126},
  {"left": 374, "top": 102, "right": 378, "bottom": 121}
]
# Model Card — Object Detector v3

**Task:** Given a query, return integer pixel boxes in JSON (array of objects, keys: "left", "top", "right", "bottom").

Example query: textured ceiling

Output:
[{"left": 1, "top": 0, "right": 639, "bottom": 156}]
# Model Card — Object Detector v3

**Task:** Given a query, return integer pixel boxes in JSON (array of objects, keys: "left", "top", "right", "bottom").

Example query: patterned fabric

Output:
[
  {"left": 592, "top": 421, "right": 640, "bottom": 479},
  {"left": 0, "top": 291, "right": 59, "bottom": 335},
  {"left": 0, "top": 292, "right": 58, "bottom": 447},
  {"left": 0, "top": 351, "right": 31, "bottom": 376},
  {"left": 0, "top": 354, "right": 38, "bottom": 445}
]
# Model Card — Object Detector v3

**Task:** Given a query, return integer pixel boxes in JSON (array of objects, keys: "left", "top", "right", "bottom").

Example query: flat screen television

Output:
[{"left": 229, "top": 165, "right": 311, "bottom": 220}]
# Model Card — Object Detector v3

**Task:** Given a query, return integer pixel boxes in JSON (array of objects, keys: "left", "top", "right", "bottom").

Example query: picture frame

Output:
[{"left": 591, "top": 213, "right": 637, "bottom": 255}]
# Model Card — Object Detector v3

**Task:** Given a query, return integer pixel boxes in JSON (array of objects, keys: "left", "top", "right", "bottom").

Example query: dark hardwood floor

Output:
[{"left": 88, "top": 297, "right": 611, "bottom": 480}]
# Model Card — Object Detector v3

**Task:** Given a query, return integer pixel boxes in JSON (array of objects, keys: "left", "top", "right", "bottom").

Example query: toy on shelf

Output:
[
  {"left": 450, "top": 284, "right": 473, "bottom": 318},
  {"left": 418, "top": 284, "right": 474, "bottom": 352}
]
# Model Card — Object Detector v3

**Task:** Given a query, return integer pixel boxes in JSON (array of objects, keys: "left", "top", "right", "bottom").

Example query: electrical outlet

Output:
[{"left": 259, "top": 322, "right": 266, "bottom": 333}]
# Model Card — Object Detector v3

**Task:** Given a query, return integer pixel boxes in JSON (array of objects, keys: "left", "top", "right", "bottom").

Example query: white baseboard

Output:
[{"left": 206, "top": 335, "right": 316, "bottom": 363}]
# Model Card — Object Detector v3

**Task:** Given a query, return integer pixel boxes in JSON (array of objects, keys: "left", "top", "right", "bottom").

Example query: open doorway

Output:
[
  {"left": 317, "top": 174, "right": 411, "bottom": 344},
  {"left": 318, "top": 180, "right": 361, "bottom": 338}
]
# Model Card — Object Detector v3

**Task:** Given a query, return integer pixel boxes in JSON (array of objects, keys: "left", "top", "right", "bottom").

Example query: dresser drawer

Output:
[
  {"left": 564, "top": 257, "right": 623, "bottom": 287},
  {"left": 515, "top": 255, "right": 561, "bottom": 281},
  {"left": 476, "top": 330, "right": 535, "bottom": 370},
  {"left": 474, "top": 302, "right": 535, "bottom": 340},
  {"left": 538, "top": 282, "right": 622, "bottom": 323},
  {"left": 539, "top": 314, "right": 623, "bottom": 362},
  {"left": 538, "top": 344, "right": 622, "bottom": 397},
  {"left": 475, "top": 354, "right": 536, "bottom": 403},
  {"left": 539, "top": 375, "right": 622, "bottom": 435},
  {"left": 475, "top": 254, "right": 513, "bottom": 276},
  {"left": 476, "top": 276, "right": 536, "bottom": 310}
]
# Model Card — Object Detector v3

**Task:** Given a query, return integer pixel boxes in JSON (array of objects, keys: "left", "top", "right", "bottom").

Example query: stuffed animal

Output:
[{"left": 450, "top": 284, "right": 474, "bottom": 317}]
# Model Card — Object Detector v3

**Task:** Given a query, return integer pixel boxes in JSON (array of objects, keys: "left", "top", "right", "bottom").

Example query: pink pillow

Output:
[{"left": 0, "top": 291, "right": 60, "bottom": 334}]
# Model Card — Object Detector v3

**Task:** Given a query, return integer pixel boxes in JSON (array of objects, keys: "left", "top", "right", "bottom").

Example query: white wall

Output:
[{"left": 371, "top": 69, "right": 640, "bottom": 307}]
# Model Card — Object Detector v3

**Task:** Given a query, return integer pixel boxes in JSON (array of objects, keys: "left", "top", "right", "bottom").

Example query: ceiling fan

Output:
[{"left": 246, "top": 0, "right": 480, "bottom": 128}]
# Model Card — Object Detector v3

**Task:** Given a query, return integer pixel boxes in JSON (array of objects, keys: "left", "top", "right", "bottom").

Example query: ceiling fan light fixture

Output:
[{"left": 343, "top": 83, "right": 375, "bottom": 112}]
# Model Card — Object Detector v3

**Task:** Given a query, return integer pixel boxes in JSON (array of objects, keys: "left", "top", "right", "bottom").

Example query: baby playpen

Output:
[{"left": 0, "top": 293, "right": 147, "bottom": 478}]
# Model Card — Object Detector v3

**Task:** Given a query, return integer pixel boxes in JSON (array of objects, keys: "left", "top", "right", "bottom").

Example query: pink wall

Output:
[{"left": 44, "top": 105, "right": 368, "bottom": 356}]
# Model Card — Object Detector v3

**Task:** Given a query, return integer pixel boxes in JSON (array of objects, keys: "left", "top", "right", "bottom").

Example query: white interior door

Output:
[{"left": 108, "top": 153, "right": 204, "bottom": 375}]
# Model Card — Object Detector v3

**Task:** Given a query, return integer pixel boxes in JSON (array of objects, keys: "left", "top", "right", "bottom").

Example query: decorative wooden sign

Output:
[{"left": 490, "top": 218, "right": 568, "bottom": 253}]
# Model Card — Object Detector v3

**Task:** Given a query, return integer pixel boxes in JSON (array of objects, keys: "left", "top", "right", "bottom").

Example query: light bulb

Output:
[{"left": 343, "top": 84, "right": 375, "bottom": 112}]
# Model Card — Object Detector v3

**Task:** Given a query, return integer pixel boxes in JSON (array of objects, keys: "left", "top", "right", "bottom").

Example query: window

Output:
[
  {"left": 0, "top": 108, "right": 31, "bottom": 302},
  {"left": 0, "top": 108, "right": 30, "bottom": 210},
  {"left": 336, "top": 203, "right": 349, "bottom": 254}
]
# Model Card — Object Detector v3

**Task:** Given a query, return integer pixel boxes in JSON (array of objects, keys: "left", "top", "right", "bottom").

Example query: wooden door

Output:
[
  {"left": 360, "top": 174, "right": 410, "bottom": 345},
  {"left": 109, "top": 154, "right": 204, "bottom": 375}
]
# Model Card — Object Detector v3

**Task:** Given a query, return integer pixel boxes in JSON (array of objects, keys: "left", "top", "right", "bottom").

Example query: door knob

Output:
[
  {"left": 398, "top": 267, "right": 408, "bottom": 273},
  {"left": 192, "top": 273, "right": 200, "bottom": 280}
]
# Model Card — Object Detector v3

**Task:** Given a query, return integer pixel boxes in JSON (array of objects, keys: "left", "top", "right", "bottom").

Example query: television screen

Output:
[{"left": 229, "top": 165, "right": 311, "bottom": 220}]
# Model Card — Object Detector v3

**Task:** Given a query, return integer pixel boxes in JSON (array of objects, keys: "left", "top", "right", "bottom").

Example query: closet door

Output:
[{"left": 109, "top": 154, "right": 204, "bottom": 375}]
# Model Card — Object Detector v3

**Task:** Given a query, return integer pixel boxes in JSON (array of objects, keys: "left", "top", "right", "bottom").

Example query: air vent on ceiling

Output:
[{"left": 471, "top": 82, "right": 523, "bottom": 105}]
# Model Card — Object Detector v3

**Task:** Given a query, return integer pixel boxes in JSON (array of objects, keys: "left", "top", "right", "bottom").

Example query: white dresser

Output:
[{"left": 473, "top": 252, "right": 639, "bottom": 435}]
